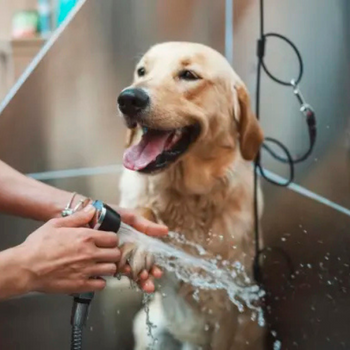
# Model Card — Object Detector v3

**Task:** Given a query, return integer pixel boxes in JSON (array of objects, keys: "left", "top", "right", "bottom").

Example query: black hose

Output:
[
  {"left": 71, "top": 325, "right": 83, "bottom": 350},
  {"left": 253, "top": 0, "right": 316, "bottom": 282},
  {"left": 67, "top": 204, "right": 121, "bottom": 350},
  {"left": 70, "top": 293, "right": 94, "bottom": 350}
]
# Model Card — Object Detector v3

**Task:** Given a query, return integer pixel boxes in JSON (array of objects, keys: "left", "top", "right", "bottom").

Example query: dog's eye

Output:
[
  {"left": 179, "top": 70, "right": 200, "bottom": 81},
  {"left": 137, "top": 67, "right": 146, "bottom": 77}
]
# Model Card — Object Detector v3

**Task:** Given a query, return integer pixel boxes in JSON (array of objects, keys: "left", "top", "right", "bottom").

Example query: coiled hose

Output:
[
  {"left": 70, "top": 293, "right": 94, "bottom": 350},
  {"left": 71, "top": 325, "right": 83, "bottom": 350}
]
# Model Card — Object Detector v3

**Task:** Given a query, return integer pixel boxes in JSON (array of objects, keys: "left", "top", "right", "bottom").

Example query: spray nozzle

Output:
[{"left": 89, "top": 200, "right": 121, "bottom": 233}]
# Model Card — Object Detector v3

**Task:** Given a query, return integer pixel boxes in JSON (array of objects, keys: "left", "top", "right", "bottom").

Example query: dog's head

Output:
[{"left": 118, "top": 42, "right": 263, "bottom": 174}]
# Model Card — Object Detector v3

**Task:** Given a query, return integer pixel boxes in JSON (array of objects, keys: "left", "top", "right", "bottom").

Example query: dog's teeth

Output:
[{"left": 171, "top": 129, "right": 182, "bottom": 144}]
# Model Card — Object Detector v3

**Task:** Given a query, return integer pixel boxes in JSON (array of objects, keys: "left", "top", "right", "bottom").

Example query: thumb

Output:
[{"left": 59, "top": 205, "right": 96, "bottom": 227}]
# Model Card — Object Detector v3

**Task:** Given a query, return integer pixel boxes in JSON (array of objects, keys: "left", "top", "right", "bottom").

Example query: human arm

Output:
[
  {"left": 0, "top": 160, "right": 167, "bottom": 236},
  {"left": 0, "top": 160, "right": 75, "bottom": 222},
  {"left": 0, "top": 160, "right": 168, "bottom": 292}
]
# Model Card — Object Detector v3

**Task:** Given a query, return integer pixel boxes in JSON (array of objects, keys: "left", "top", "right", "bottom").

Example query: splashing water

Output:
[
  {"left": 142, "top": 293, "right": 158, "bottom": 349},
  {"left": 118, "top": 222, "right": 265, "bottom": 325}
]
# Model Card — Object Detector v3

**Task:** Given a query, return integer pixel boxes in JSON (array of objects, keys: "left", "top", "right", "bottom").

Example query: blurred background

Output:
[
  {"left": 0, "top": 0, "right": 78, "bottom": 101},
  {"left": 0, "top": 0, "right": 349, "bottom": 349}
]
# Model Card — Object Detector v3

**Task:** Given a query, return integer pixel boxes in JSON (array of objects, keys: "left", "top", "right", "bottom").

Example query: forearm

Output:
[
  {"left": 0, "top": 160, "right": 86, "bottom": 222},
  {"left": 0, "top": 246, "right": 32, "bottom": 300}
]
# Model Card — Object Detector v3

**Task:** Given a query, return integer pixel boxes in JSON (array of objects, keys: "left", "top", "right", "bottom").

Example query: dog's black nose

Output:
[{"left": 118, "top": 88, "right": 149, "bottom": 115}]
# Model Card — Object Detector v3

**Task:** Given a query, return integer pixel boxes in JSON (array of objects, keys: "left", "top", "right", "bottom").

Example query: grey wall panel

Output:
[
  {"left": 261, "top": 184, "right": 350, "bottom": 349},
  {"left": 233, "top": 0, "right": 350, "bottom": 205},
  {"left": 233, "top": 1, "right": 350, "bottom": 349}
]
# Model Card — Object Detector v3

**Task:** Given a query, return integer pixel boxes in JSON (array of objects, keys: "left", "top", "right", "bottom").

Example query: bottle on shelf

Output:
[{"left": 37, "top": 0, "right": 52, "bottom": 38}]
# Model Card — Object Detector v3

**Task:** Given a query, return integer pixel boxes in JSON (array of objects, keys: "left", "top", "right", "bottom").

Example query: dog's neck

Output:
[{"left": 153, "top": 143, "right": 240, "bottom": 196}]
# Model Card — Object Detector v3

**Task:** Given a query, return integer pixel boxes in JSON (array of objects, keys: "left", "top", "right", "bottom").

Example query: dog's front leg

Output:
[{"left": 118, "top": 207, "right": 158, "bottom": 279}]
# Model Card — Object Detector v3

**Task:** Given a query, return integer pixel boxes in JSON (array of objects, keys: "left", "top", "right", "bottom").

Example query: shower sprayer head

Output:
[{"left": 89, "top": 200, "right": 121, "bottom": 233}]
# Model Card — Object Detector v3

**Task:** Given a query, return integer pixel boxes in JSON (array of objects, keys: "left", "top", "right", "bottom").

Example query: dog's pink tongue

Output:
[{"left": 123, "top": 130, "right": 173, "bottom": 171}]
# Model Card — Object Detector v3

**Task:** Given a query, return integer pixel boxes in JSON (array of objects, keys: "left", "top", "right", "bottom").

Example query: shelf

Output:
[{"left": 0, "top": 36, "right": 47, "bottom": 101}]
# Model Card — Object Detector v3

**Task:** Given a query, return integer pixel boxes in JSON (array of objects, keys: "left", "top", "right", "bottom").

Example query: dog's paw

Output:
[{"left": 119, "top": 242, "right": 155, "bottom": 279}]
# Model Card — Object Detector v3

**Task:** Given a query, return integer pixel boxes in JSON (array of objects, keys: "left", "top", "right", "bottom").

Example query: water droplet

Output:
[
  {"left": 90, "top": 326, "right": 93, "bottom": 331},
  {"left": 193, "top": 289, "right": 200, "bottom": 302},
  {"left": 273, "top": 340, "right": 282, "bottom": 350},
  {"left": 244, "top": 276, "right": 251, "bottom": 283},
  {"left": 307, "top": 264, "right": 312, "bottom": 269},
  {"left": 281, "top": 237, "right": 286, "bottom": 242},
  {"left": 271, "top": 330, "right": 277, "bottom": 337}
]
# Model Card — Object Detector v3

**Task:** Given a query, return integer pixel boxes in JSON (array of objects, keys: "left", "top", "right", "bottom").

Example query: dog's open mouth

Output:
[{"left": 123, "top": 124, "right": 201, "bottom": 173}]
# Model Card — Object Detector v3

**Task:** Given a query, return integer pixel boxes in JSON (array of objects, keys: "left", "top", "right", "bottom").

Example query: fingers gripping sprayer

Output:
[{"left": 69, "top": 200, "right": 121, "bottom": 350}]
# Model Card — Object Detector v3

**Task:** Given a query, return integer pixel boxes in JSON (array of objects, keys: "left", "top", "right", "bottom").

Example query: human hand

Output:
[
  {"left": 108, "top": 205, "right": 168, "bottom": 293},
  {"left": 19, "top": 205, "right": 121, "bottom": 295}
]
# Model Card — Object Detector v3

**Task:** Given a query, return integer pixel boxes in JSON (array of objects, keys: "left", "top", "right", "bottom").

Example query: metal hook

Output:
[{"left": 291, "top": 79, "right": 315, "bottom": 119}]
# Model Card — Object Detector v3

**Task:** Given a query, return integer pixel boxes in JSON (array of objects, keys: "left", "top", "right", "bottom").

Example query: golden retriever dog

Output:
[{"left": 117, "top": 42, "right": 265, "bottom": 350}]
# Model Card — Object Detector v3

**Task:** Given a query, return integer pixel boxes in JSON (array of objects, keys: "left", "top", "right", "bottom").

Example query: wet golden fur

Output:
[{"left": 118, "top": 42, "right": 265, "bottom": 350}]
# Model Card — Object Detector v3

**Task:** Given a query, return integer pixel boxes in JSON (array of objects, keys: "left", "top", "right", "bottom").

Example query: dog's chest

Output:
[
  {"left": 147, "top": 187, "right": 227, "bottom": 252},
  {"left": 145, "top": 183, "right": 253, "bottom": 264}
]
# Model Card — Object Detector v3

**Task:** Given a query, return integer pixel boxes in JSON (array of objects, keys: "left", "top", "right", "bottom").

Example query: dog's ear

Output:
[
  {"left": 125, "top": 127, "right": 138, "bottom": 148},
  {"left": 234, "top": 84, "right": 264, "bottom": 161}
]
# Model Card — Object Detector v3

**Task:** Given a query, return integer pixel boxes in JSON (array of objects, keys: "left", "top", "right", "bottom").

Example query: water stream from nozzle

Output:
[{"left": 118, "top": 222, "right": 265, "bottom": 324}]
